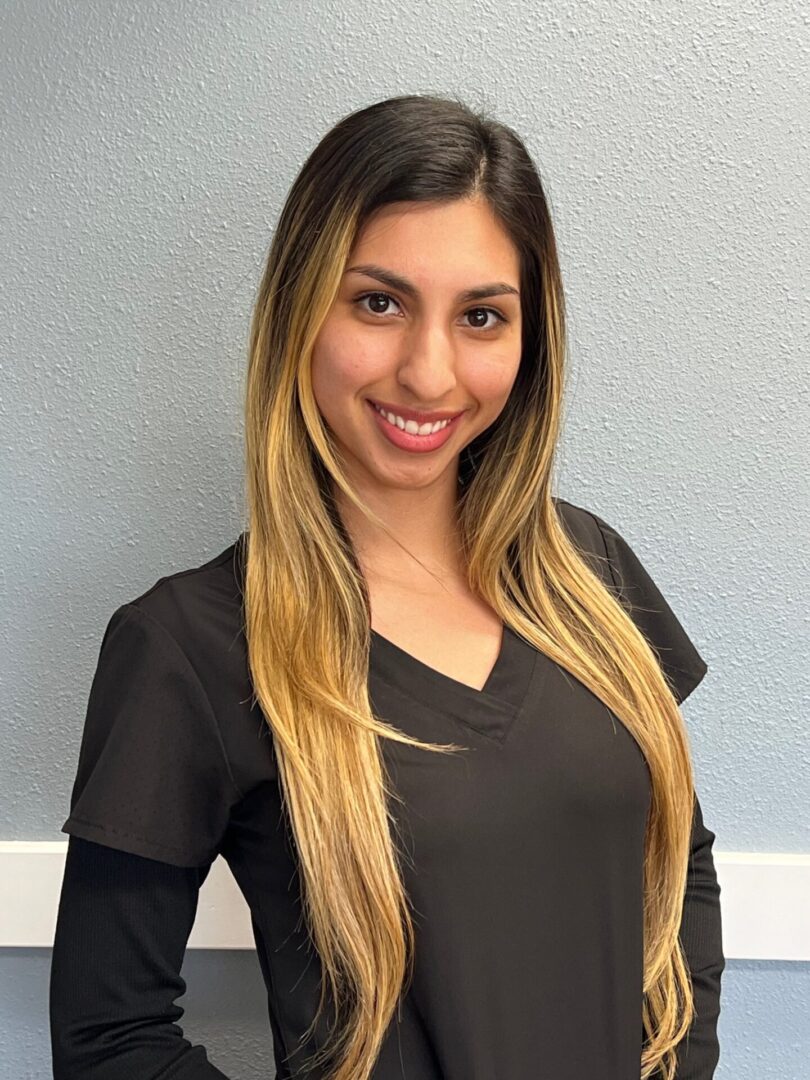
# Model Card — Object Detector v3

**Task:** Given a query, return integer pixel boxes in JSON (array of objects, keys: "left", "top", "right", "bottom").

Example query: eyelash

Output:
[{"left": 353, "top": 291, "right": 508, "bottom": 330}]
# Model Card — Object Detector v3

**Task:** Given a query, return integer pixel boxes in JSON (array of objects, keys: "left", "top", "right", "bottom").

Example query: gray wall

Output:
[{"left": 2, "top": 1, "right": 807, "bottom": 1077}]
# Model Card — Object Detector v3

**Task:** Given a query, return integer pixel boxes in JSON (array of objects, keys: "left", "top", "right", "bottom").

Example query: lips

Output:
[
  {"left": 367, "top": 398, "right": 464, "bottom": 425},
  {"left": 366, "top": 397, "right": 464, "bottom": 453}
]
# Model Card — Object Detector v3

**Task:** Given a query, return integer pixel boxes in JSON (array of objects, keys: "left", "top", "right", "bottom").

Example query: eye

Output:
[
  {"left": 463, "top": 306, "right": 508, "bottom": 331},
  {"left": 353, "top": 291, "right": 508, "bottom": 331},
  {"left": 354, "top": 291, "right": 403, "bottom": 318}
]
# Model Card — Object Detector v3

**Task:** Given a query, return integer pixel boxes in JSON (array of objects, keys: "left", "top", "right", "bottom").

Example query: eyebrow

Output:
[{"left": 344, "top": 263, "right": 520, "bottom": 304}]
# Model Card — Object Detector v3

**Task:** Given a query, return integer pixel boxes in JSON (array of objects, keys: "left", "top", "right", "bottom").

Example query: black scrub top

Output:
[{"left": 50, "top": 498, "right": 725, "bottom": 1079}]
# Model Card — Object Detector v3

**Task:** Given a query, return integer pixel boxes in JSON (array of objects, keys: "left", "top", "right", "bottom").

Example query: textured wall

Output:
[{"left": 2, "top": 1, "right": 807, "bottom": 1077}]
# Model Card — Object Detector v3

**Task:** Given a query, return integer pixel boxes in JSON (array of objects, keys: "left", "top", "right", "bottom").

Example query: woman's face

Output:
[{"left": 311, "top": 196, "right": 523, "bottom": 494}]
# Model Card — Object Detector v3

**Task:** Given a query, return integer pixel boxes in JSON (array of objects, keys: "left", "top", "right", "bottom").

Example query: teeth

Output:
[{"left": 373, "top": 403, "right": 452, "bottom": 435}]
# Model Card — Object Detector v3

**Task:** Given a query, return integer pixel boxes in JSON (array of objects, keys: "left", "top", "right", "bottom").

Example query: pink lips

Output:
[
  {"left": 367, "top": 399, "right": 464, "bottom": 454},
  {"left": 367, "top": 397, "right": 464, "bottom": 424}
]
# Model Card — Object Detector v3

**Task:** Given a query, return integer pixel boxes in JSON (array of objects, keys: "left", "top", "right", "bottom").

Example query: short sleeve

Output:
[
  {"left": 62, "top": 602, "right": 240, "bottom": 867},
  {"left": 589, "top": 510, "right": 710, "bottom": 706}
]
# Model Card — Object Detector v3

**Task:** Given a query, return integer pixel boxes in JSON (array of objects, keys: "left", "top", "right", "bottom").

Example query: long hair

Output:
[{"left": 243, "top": 93, "right": 696, "bottom": 1080}]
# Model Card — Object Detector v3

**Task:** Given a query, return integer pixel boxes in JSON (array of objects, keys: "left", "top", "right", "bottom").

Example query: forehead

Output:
[{"left": 349, "top": 199, "right": 520, "bottom": 283}]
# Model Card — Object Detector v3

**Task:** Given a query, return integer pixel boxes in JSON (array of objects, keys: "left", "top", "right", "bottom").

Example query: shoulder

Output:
[
  {"left": 91, "top": 530, "right": 247, "bottom": 725},
  {"left": 101, "top": 532, "right": 253, "bottom": 740},
  {"left": 114, "top": 532, "right": 247, "bottom": 686},
  {"left": 552, "top": 496, "right": 614, "bottom": 586},
  {"left": 553, "top": 496, "right": 606, "bottom": 545},
  {"left": 551, "top": 496, "right": 709, "bottom": 704},
  {"left": 126, "top": 532, "right": 246, "bottom": 643}
]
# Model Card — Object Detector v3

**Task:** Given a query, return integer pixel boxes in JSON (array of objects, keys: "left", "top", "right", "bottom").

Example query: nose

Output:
[{"left": 395, "top": 325, "right": 459, "bottom": 403}]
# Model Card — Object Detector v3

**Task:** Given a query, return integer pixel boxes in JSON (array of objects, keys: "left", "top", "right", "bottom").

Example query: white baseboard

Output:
[{"left": 1, "top": 843, "right": 808, "bottom": 959}]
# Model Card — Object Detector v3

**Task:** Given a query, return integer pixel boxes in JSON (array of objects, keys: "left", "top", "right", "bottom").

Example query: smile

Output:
[
  {"left": 370, "top": 401, "right": 453, "bottom": 435},
  {"left": 365, "top": 399, "right": 465, "bottom": 455}
]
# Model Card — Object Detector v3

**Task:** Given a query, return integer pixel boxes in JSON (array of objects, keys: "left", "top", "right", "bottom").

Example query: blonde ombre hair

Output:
[{"left": 243, "top": 94, "right": 697, "bottom": 1080}]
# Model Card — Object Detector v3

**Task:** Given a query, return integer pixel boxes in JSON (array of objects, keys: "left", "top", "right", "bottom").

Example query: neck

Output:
[{"left": 332, "top": 472, "right": 467, "bottom": 589}]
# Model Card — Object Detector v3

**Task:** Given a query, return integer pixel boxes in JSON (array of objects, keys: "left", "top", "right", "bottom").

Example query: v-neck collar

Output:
[{"left": 369, "top": 622, "right": 544, "bottom": 742}]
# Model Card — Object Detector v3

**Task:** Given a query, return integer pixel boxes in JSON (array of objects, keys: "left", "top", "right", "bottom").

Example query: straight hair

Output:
[{"left": 243, "top": 93, "right": 697, "bottom": 1080}]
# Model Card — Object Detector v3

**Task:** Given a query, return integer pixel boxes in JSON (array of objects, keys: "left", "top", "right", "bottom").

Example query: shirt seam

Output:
[{"left": 132, "top": 543, "right": 238, "bottom": 603}]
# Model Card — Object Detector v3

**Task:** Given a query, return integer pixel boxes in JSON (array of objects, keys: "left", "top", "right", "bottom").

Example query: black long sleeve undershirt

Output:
[
  {"left": 50, "top": 835, "right": 231, "bottom": 1079},
  {"left": 672, "top": 795, "right": 726, "bottom": 1079}
]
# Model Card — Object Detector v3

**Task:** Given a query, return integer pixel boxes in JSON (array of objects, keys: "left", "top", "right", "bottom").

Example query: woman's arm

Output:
[
  {"left": 50, "top": 836, "right": 232, "bottom": 1079},
  {"left": 674, "top": 794, "right": 726, "bottom": 1079}
]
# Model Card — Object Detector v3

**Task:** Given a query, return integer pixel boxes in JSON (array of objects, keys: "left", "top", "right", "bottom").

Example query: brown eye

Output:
[
  {"left": 465, "top": 307, "right": 507, "bottom": 330},
  {"left": 355, "top": 292, "right": 402, "bottom": 317}
]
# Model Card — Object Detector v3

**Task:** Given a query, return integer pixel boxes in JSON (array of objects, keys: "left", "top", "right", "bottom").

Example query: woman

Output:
[{"left": 50, "top": 94, "right": 724, "bottom": 1079}]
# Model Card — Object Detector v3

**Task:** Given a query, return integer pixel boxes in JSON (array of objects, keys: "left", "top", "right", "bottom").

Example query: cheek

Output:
[
  {"left": 311, "top": 325, "right": 393, "bottom": 444},
  {"left": 311, "top": 323, "right": 391, "bottom": 404},
  {"left": 464, "top": 353, "right": 521, "bottom": 412},
  {"left": 310, "top": 339, "right": 354, "bottom": 429}
]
